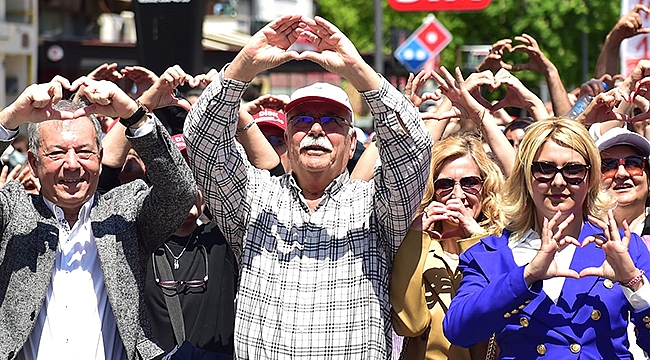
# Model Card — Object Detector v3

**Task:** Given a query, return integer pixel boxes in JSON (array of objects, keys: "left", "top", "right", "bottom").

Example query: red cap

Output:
[{"left": 253, "top": 109, "right": 287, "bottom": 132}]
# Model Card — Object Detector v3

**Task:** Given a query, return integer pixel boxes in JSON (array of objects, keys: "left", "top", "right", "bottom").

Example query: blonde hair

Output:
[
  {"left": 419, "top": 133, "right": 506, "bottom": 236},
  {"left": 503, "top": 117, "right": 614, "bottom": 238}
]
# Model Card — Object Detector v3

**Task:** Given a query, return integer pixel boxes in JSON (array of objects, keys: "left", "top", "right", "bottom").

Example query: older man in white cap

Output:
[{"left": 184, "top": 15, "right": 431, "bottom": 359}]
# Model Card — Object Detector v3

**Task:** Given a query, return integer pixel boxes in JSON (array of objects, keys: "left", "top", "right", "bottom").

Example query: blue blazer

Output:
[{"left": 443, "top": 220, "right": 650, "bottom": 359}]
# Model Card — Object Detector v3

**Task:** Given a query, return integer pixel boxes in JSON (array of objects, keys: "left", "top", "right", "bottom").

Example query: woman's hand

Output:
[
  {"left": 524, "top": 211, "right": 581, "bottom": 286},
  {"left": 581, "top": 210, "right": 643, "bottom": 290}
]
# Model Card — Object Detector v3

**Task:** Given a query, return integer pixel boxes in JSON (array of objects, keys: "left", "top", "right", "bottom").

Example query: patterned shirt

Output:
[{"left": 184, "top": 69, "right": 432, "bottom": 359}]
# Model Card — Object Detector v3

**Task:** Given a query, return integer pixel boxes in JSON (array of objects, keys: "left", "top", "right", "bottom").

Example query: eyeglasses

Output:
[
  {"left": 531, "top": 162, "right": 590, "bottom": 185},
  {"left": 266, "top": 135, "right": 286, "bottom": 147},
  {"left": 433, "top": 176, "right": 484, "bottom": 197},
  {"left": 601, "top": 155, "right": 647, "bottom": 179},
  {"left": 288, "top": 115, "right": 350, "bottom": 132},
  {"left": 42, "top": 149, "right": 98, "bottom": 162},
  {"left": 152, "top": 244, "right": 208, "bottom": 291}
]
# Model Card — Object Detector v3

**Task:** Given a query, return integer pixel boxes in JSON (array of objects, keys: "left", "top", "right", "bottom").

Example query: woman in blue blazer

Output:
[{"left": 443, "top": 118, "right": 650, "bottom": 359}]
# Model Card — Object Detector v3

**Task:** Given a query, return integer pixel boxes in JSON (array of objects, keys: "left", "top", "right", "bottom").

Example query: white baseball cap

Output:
[
  {"left": 284, "top": 82, "right": 354, "bottom": 123},
  {"left": 595, "top": 127, "right": 650, "bottom": 156}
]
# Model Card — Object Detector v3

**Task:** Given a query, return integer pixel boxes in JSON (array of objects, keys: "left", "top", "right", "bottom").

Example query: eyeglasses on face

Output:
[
  {"left": 433, "top": 176, "right": 484, "bottom": 196},
  {"left": 288, "top": 115, "right": 350, "bottom": 132},
  {"left": 42, "top": 149, "right": 98, "bottom": 162},
  {"left": 531, "top": 162, "right": 590, "bottom": 185},
  {"left": 153, "top": 244, "right": 209, "bottom": 292},
  {"left": 601, "top": 155, "right": 647, "bottom": 179}
]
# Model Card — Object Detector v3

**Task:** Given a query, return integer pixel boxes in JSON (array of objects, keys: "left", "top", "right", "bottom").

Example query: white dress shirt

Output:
[{"left": 21, "top": 197, "right": 125, "bottom": 359}]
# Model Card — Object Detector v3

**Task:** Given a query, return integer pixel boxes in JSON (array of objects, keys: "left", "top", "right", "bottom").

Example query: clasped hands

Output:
[{"left": 523, "top": 210, "right": 642, "bottom": 288}]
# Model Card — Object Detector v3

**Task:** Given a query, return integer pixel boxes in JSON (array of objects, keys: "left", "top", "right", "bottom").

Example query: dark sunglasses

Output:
[
  {"left": 153, "top": 244, "right": 208, "bottom": 292},
  {"left": 433, "top": 176, "right": 484, "bottom": 196},
  {"left": 531, "top": 162, "right": 590, "bottom": 185},
  {"left": 288, "top": 115, "right": 350, "bottom": 132},
  {"left": 601, "top": 155, "right": 647, "bottom": 179}
]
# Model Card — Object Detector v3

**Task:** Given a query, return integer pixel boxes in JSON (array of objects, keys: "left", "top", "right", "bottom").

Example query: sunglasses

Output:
[
  {"left": 531, "top": 162, "right": 590, "bottom": 185},
  {"left": 601, "top": 155, "right": 647, "bottom": 179},
  {"left": 433, "top": 176, "right": 484, "bottom": 196},
  {"left": 288, "top": 115, "right": 350, "bottom": 132},
  {"left": 153, "top": 244, "right": 208, "bottom": 292}
]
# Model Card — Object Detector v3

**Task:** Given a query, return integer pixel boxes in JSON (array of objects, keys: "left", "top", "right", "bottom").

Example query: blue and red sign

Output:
[{"left": 394, "top": 17, "right": 452, "bottom": 73}]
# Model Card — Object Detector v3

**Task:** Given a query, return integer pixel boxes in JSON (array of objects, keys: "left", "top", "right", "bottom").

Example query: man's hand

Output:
[
  {"left": 609, "top": 4, "right": 650, "bottom": 43},
  {"left": 120, "top": 65, "right": 159, "bottom": 99},
  {"left": 137, "top": 65, "right": 195, "bottom": 111},
  {"left": 87, "top": 62, "right": 124, "bottom": 82},
  {"left": 73, "top": 79, "right": 139, "bottom": 120},
  {"left": 241, "top": 94, "right": 290, "bottom": 115},
  {"left": 0, "top": 77, "right": 77, "bottom": 130},
  {"left": 298, "top": 16, "right": 380, "bottom": 91},
  {"left": 225, "top": 14, "right": 303, "bottom": 82}
]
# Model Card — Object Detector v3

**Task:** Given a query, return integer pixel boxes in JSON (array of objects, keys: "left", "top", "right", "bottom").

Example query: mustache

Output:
[{"left": 299, "top": 135, "right": 334, "bottom": 151}]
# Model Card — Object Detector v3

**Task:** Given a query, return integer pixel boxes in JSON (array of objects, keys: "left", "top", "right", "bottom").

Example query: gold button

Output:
[
  {"left": 591, "top": 310, "right": 601, "bottom": 321},
  {"left": 537, "top": 344, "right": 547, "bottom": 355},
  {"left": 504, "top": 312, "right": 511, "bottom": 319},
  {"left": 519, "top": 317, "right": 529, "bottom": 327},
  {"left": 604, "top": 279, "right": 614, "bottom": 289},
  {"left": 518, "top": 304, "right": 526, "bottom": 309},
  {"left": 525, "top": 299, "right": 532, "bottom": 304},
  {"left": 644, "top": 316, "right": 650, "bottom": 323},
  {"left": 570, "top": 343, "right": 581, "bottom": 354},
  {"left": 645, "top": 323, "right": 650, "bottom": 329},
  {"left": 511, "top": 309, "right": 519, "bottom": 314}
]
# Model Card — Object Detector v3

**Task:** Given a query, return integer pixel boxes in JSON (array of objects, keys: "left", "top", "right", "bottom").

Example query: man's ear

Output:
[
  {"left": 27, "top": 151, "right": 40, "bottom": 179},
  {"left": 348, "top": 130, "right": 357, "bottom": 159}
]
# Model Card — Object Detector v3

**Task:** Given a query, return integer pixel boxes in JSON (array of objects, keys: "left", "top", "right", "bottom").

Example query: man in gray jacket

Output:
[{"left": 0, "top": 77, "right": 197, "bottom": 359}]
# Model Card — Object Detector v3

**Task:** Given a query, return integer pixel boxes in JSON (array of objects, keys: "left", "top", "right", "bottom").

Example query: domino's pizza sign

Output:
[{"left": 394, "top": 16, "right": 452, "bottom": 73}]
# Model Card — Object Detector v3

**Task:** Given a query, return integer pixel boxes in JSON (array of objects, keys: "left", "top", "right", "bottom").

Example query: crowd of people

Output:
[{"left": 4, "top": 7, "right": 650, "bottom": 360}]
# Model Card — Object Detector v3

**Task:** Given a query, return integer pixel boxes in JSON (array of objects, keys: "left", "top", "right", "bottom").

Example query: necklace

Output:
[{"left": 163, "top": 234, "right": 194, "bottom": 269}]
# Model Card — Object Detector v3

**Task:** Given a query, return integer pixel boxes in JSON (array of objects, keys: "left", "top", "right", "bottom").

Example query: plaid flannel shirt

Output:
[{"left": 184, "top": 68, "right": 432, "bottom": 359}]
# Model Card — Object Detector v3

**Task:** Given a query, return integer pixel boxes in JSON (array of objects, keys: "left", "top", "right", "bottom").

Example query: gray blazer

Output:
[{"left": 0, "top": 120, "right": 197, "bottom": 360}]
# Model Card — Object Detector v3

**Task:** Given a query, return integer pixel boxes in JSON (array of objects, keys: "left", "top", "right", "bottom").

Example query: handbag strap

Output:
[{"left": 155, "top": 250, "right": 186, "bottom": 345}]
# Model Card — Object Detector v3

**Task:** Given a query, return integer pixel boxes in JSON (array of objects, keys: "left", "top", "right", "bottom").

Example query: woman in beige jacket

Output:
[{"left": 391, "top": 134, "right": 506, "bottom": 360}]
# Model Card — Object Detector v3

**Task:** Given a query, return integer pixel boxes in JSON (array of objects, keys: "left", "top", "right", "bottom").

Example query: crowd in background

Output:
[{"left": 4, "top": 7, "right": 650, "bottom": 360}]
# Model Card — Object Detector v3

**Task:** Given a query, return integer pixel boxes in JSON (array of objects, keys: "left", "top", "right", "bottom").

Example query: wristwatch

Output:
[{"left": 119, "top": 99, "right": 149, "bottom": 128}]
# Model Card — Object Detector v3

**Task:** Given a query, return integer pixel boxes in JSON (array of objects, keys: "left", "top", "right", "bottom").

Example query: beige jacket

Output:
[{"left": 391, "top": 229, "right": 492, "bottom": 360}]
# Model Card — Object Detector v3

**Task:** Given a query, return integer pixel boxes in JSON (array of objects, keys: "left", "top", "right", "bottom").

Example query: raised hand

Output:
[
  {"left": 120, "top": 65, "right": 159, "bottom": 98},
  {"left": 137, "top": 65, "right": 195, "bottom": 111},
  {"left": 193, "top": 68, "right": 219, "bottom": 88},
  {"left": 72, "top": 78, "right": 139, "bottom": 120},
  {"left": 492, "top": 69, "right": 548, "bottom": 118},
  {"left": 609, "top": 4, "right": 650, "bottom": 43},
  {"left": 404, "top": 70, "right": 442, "bottom": 108},
  {"left": 576, "top": 89, "right": 629, "bottom": 125},
  {"left": 241, "top": 94, "right": 290, "bottom": 115},
  {"left": 430, "top": 66, "right": 491, "bottom": 122},
  {"left": 297, "top": 16, "right": 379, "bottom": 91},
  {"left": 510, "top": 34, "right": 553, "bottom": 74},
  {"left": 226, "top": 14, "right": 303, "bottom": 82},
  {"left": 476, "top": 39, "right": 513, "bottom": 73},
  {"left": 0, "top": 77, "right": 77, "bottom": 130},
  {"left": 413, "top": 201, "right": 451, "bottom": 239},
  {"left": 523, "top": 211, "right": 581, "bottom": 286},
  {"left": 581, "top": 211, "right": 642, "bottom": 289},
  {"left": 87, "top": 62, "right": 124, "bottom": 82}
]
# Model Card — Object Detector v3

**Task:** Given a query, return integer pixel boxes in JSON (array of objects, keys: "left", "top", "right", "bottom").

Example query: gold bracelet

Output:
[{"left": 134, "top": 99, "right": 151, "bottom": 114}]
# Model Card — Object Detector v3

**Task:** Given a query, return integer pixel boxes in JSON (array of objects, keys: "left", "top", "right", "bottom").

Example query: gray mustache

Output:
[{"left": 299, "top": 136, "right": 334, "bottom": 151}]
